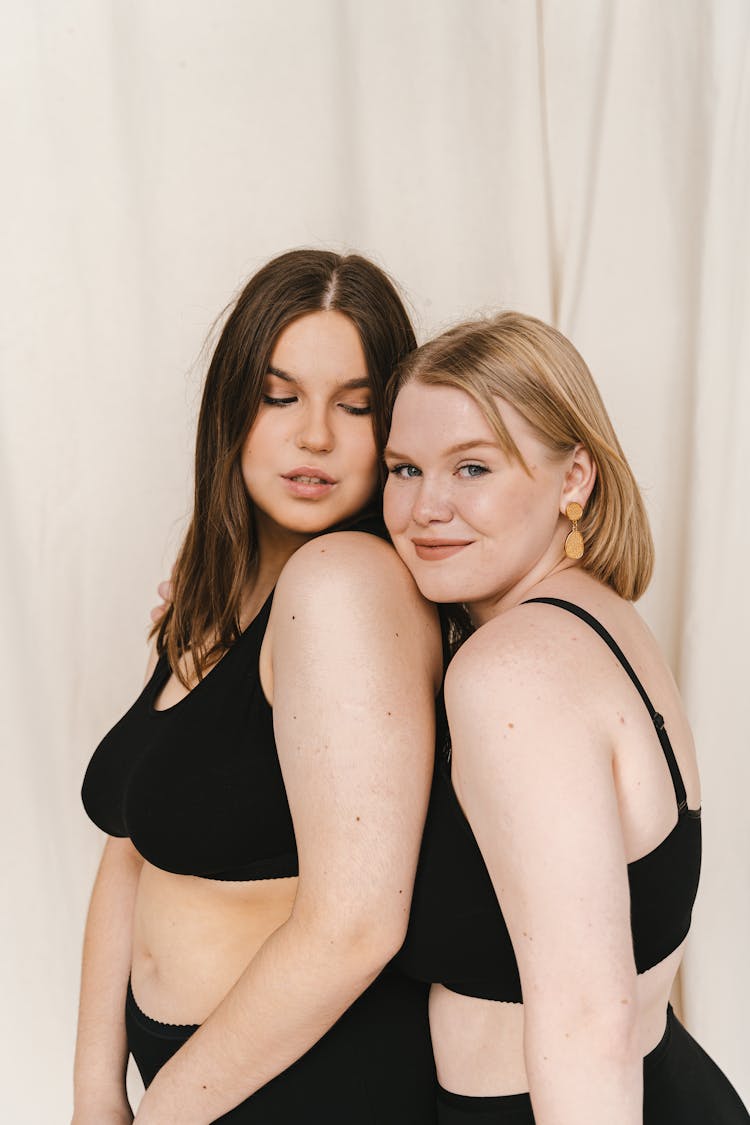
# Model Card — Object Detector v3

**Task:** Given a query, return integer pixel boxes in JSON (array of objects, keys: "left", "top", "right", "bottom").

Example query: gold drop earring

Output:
[{"left": 564, "top": 502, "right": 584, "bottom": 559}]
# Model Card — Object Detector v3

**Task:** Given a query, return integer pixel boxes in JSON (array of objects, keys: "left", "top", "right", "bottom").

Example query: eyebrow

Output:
[
  {"left": 267, "top": 365, "right": 370, "bottom": 391},
  {"left": 384, "top": 439, "right": 498, "bottom": 459}
]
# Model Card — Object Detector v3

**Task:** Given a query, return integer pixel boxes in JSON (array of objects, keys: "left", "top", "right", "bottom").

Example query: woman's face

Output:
[
  {"left": 241, "top": 310, "right": 378, "bottom": 544},
  {"left": 383, "top": 381, "right": 574, "bottom": 618}
]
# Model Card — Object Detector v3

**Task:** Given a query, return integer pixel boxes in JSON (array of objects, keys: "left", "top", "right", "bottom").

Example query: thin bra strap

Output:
[{"left": 521, "top": 597, "right": 688, "bottom": 810}]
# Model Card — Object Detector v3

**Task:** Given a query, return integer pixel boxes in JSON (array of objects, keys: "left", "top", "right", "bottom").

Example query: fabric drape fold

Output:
[{"left": 2, "top": 1, "right": 747, "bottom": 1117}]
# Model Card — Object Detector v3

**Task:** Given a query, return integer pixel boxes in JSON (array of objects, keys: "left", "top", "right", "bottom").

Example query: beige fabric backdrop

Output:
[{"left": 1, "top": 1, "right": 748, "bottom": 1119}]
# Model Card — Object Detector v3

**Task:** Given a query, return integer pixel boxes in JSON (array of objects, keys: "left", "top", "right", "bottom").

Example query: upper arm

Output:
[
  {"left": 271, "top": 533, "right": 441, "bottom": 946},
  {"left": 445, "top": 616, "right": 637, "bottom": 1009}
]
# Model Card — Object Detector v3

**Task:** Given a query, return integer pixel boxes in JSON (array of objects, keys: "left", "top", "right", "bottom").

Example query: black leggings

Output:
[
  {"left": 435, "top": 1007, "right": 749, "bottom": 1123},
  {"left": 126, "top": 968, "right": 438, "bottom": 1124}
]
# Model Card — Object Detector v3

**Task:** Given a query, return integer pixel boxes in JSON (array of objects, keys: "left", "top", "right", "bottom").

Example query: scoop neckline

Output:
[{"left": 148, "top": 588, "right": 275, "bottom": 717}]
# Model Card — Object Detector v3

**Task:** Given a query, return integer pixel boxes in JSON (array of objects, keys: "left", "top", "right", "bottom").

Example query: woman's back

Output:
[
  {"left": 383, "top": 307, "right": 748, "bottom": 1122},
  {"left": 402, "top": 571, "right": 700, "bottom": 1097}
]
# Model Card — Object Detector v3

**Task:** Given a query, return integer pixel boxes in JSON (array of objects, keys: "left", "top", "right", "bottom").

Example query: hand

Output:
[{"left": 149, "top": 579, "right": 173, "bottom": 624}]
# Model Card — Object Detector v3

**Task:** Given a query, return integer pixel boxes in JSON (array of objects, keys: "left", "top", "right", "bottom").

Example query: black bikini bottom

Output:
[
  {"left": 126, "top": 967, "right": 438, "bottom": 1124},
  {"left": 436, "top": 1006, "right": 749, "bottom": 1124}
]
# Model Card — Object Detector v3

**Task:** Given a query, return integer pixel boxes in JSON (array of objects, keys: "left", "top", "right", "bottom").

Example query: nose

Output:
[
  {"left": 296, "top": 403, "right": 334, "bottom": 454},
  {"left": 411, "top": 476, "right": 453, "bottom": 526}
]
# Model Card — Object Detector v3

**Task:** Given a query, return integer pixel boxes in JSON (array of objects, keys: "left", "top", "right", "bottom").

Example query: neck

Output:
[
  {"left": 468, "top": 556, "right": 580, "bottom": 627},
  {"left": 242, "top": 519, "right": 312, "bottom": 620}
]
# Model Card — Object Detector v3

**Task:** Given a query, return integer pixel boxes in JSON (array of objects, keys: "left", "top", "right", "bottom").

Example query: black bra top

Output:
[
  {"left": 81, "top": 590, "right": 297, "bottom": 880},
  {"left": 395, "top": 597, "right": 702, "bottom": 1002},
  {"left": 82, "top": 514, "right": 389, "bottom": 881}
]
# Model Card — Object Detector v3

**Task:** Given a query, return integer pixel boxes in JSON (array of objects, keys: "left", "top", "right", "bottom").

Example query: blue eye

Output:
[
  {"left": 388, "top": 464, "right": 422, "bottom": 479},
  {"left": 458, "top": 463, "right": 489, "bottom": 478},
  {"left": 262, "top": 394, "right": 297, "bottom": 407}
]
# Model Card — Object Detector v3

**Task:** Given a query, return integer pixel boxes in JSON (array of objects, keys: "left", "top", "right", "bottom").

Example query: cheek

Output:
[
  {"left": 497, "top": 484, "right": 560, "bottom": 554},
  {"left": 240, "top": 409, "right": 296, "bottom": 476},
  {"left": 239, "top": 436, "right": 261, "bottom": 486},
  {"left": 239, "top": 436, "right": 253, "bottom": 479},
  {"left": 457, "top": 485, "right": 503, "bottom": 531},
  {"left": 458, "top": 476, "right": 544, "bottom": 546},
  {"left": 240, "top": 414, "right": 270, "bottom": 463},
  {"left": 238, "top": 417, "right": 278, "bottom": 497},
  {"left": 382, "top": 480, "right": 406, "bottom": 533}
]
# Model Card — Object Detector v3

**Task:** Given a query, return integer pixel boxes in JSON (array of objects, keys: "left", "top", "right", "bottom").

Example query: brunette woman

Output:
[
  {"left": 385, "top": 312, "right": 749, "bottom": 1123},
  {"left": 74, "top": 250, "right": 443, "bottom": 1124}
]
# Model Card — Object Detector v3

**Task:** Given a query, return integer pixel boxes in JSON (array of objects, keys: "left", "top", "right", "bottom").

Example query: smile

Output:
[{"left": 411, "top": 539, "right": 473, "bottom": 561}]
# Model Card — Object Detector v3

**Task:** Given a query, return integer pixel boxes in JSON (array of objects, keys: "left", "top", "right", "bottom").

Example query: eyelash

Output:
[
  {"left": 458, "top": 463, "right": 489, "bottom": 478},
  {"left": 387, "top": 463, "right": 490, "bottom": 479},
  {"left": 261, "top": 395, "right": 371, "bottom": 416},
  {"left": 388, "top": 464, "right": 421, "bottom": 479},
  {"left": 341, "top": 404, "right": 372, "bottom": 416}
]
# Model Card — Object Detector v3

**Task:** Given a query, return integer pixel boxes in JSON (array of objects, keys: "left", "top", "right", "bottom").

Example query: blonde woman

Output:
[{"left": 384, "top": 313, "right": 749, "bottom": 1123}]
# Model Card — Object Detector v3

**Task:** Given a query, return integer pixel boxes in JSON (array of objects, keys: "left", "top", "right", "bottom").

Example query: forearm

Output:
[
  {"left": 135, "top": 911, "right": 393, "bottom": 1124},
  {"left": 525, "top": 1001, "right": 642, "bottom": 1125},
  {"left": 73, "top": 836, "right": 143, "bottom": 1120}
]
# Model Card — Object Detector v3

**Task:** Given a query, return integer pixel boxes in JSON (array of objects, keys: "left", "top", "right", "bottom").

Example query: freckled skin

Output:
[
  {"left": 383, "top": 378, "right": 703, "bottom": 1111},
  {"left": 383, "top": 384, "right": 577, "bottom": 616}
]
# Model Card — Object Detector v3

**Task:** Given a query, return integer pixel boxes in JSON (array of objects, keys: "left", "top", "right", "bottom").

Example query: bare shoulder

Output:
[
  {"left": 276, "top": 531, "right": 437, "bottom": 626},
  {"left": 445, "top": 601, "right": 605, "bottom": 745},
  {"left": 270, "top": 532, "right": 441, "bottom": 684},
  {"left": 446, "top": 602, "right": 569, "bottom": 698}
]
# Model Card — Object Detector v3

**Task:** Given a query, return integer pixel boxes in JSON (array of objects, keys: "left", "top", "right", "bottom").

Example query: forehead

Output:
[
  {"left": 270, "top": 310, "right": 368, "bottom": 383},
  {"left": 390, "top": 382, "right": 496, "bottom": 444}
]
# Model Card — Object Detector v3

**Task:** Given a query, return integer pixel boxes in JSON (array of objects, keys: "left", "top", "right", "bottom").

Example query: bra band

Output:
[{"left": 521, "top": 597, "right": 688, "bottom": 810}]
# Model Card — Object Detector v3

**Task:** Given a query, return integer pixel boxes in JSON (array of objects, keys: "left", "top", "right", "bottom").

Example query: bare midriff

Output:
[
  {"left": 428, "top": 943, "right": 684, "bottom": 1097},
  {"left": 130, "top": 861, "right": 298, "bottom": 1025}
]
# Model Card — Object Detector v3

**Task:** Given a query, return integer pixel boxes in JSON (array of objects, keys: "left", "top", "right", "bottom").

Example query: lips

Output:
[
  {"left": 281, "top": 466, "right": 337, "bottom": 499},
  {"left": 283, "top": 466, "right": 336, "bottom": 485},
  {"left": 411, "top": 538, "right": 473, "bottom": 561}
]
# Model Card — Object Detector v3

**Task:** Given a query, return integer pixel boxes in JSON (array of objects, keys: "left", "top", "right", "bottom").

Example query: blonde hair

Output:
[{"left": 390, "top": 311, "right": 654, "bottom": 600}]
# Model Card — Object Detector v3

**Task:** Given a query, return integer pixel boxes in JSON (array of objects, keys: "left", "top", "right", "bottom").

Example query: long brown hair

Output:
[
  {"left": 390, "top": 312, "right": 654, "bottom": 601},
  {"left": 156, "top": 249, "right": 416, "bottom": 683}
]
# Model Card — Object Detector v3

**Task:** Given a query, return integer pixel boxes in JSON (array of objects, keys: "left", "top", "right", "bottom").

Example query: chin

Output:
[
  {"left": 285, "top": 511, "right": 342, "bottom": 535},
  {"left": 405, "top": 569, "right": 467, "bottom": 605},
  {"left": 283, "top": 499, "right": 366, "bottom": 536}
]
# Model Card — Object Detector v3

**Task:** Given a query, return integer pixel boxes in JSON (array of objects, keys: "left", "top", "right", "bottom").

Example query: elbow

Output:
[
  {"left": 367, "top": 911, "right": 410, "bottom": 965},
  {"left": 295, "top": 901, "right": 409, "bottom": 977},
  {"left": 527, "top": 987, "right": 641, "bottom": 1065},
  {"left": 335, "top": 910, "right": 408, "bottom": 972},
  {"left": 585, "top": 1001, "right": 640, "bottom": 1065}
]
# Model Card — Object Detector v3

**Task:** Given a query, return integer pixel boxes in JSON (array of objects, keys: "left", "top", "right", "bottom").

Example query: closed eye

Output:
[
  {"left": 339, "top": 403, "right": 372, "bottom": 416},
  {"left": 262, "top": 394, "right": 297, "bottom": 407}
]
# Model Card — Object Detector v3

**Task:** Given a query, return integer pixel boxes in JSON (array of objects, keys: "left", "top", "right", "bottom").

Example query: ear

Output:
[{"left": 559, "top": 444, "right": 596, "bottom": 514}]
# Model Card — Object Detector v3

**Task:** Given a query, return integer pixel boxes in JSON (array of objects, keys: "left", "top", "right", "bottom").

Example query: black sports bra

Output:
[
  {"left": 82, "top": 590, "right": 298, "bottom": 880},
  {"left": 82, "top": 515, "right": 392, "bottom": 880},
  {"left": 395, "top": 597, "right": 702, "bottom": 1002}
]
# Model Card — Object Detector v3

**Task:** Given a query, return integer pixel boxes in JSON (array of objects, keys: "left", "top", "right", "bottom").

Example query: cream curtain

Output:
[{"left": 1, "top": 2, "right": 748, "bottom": 1118}]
